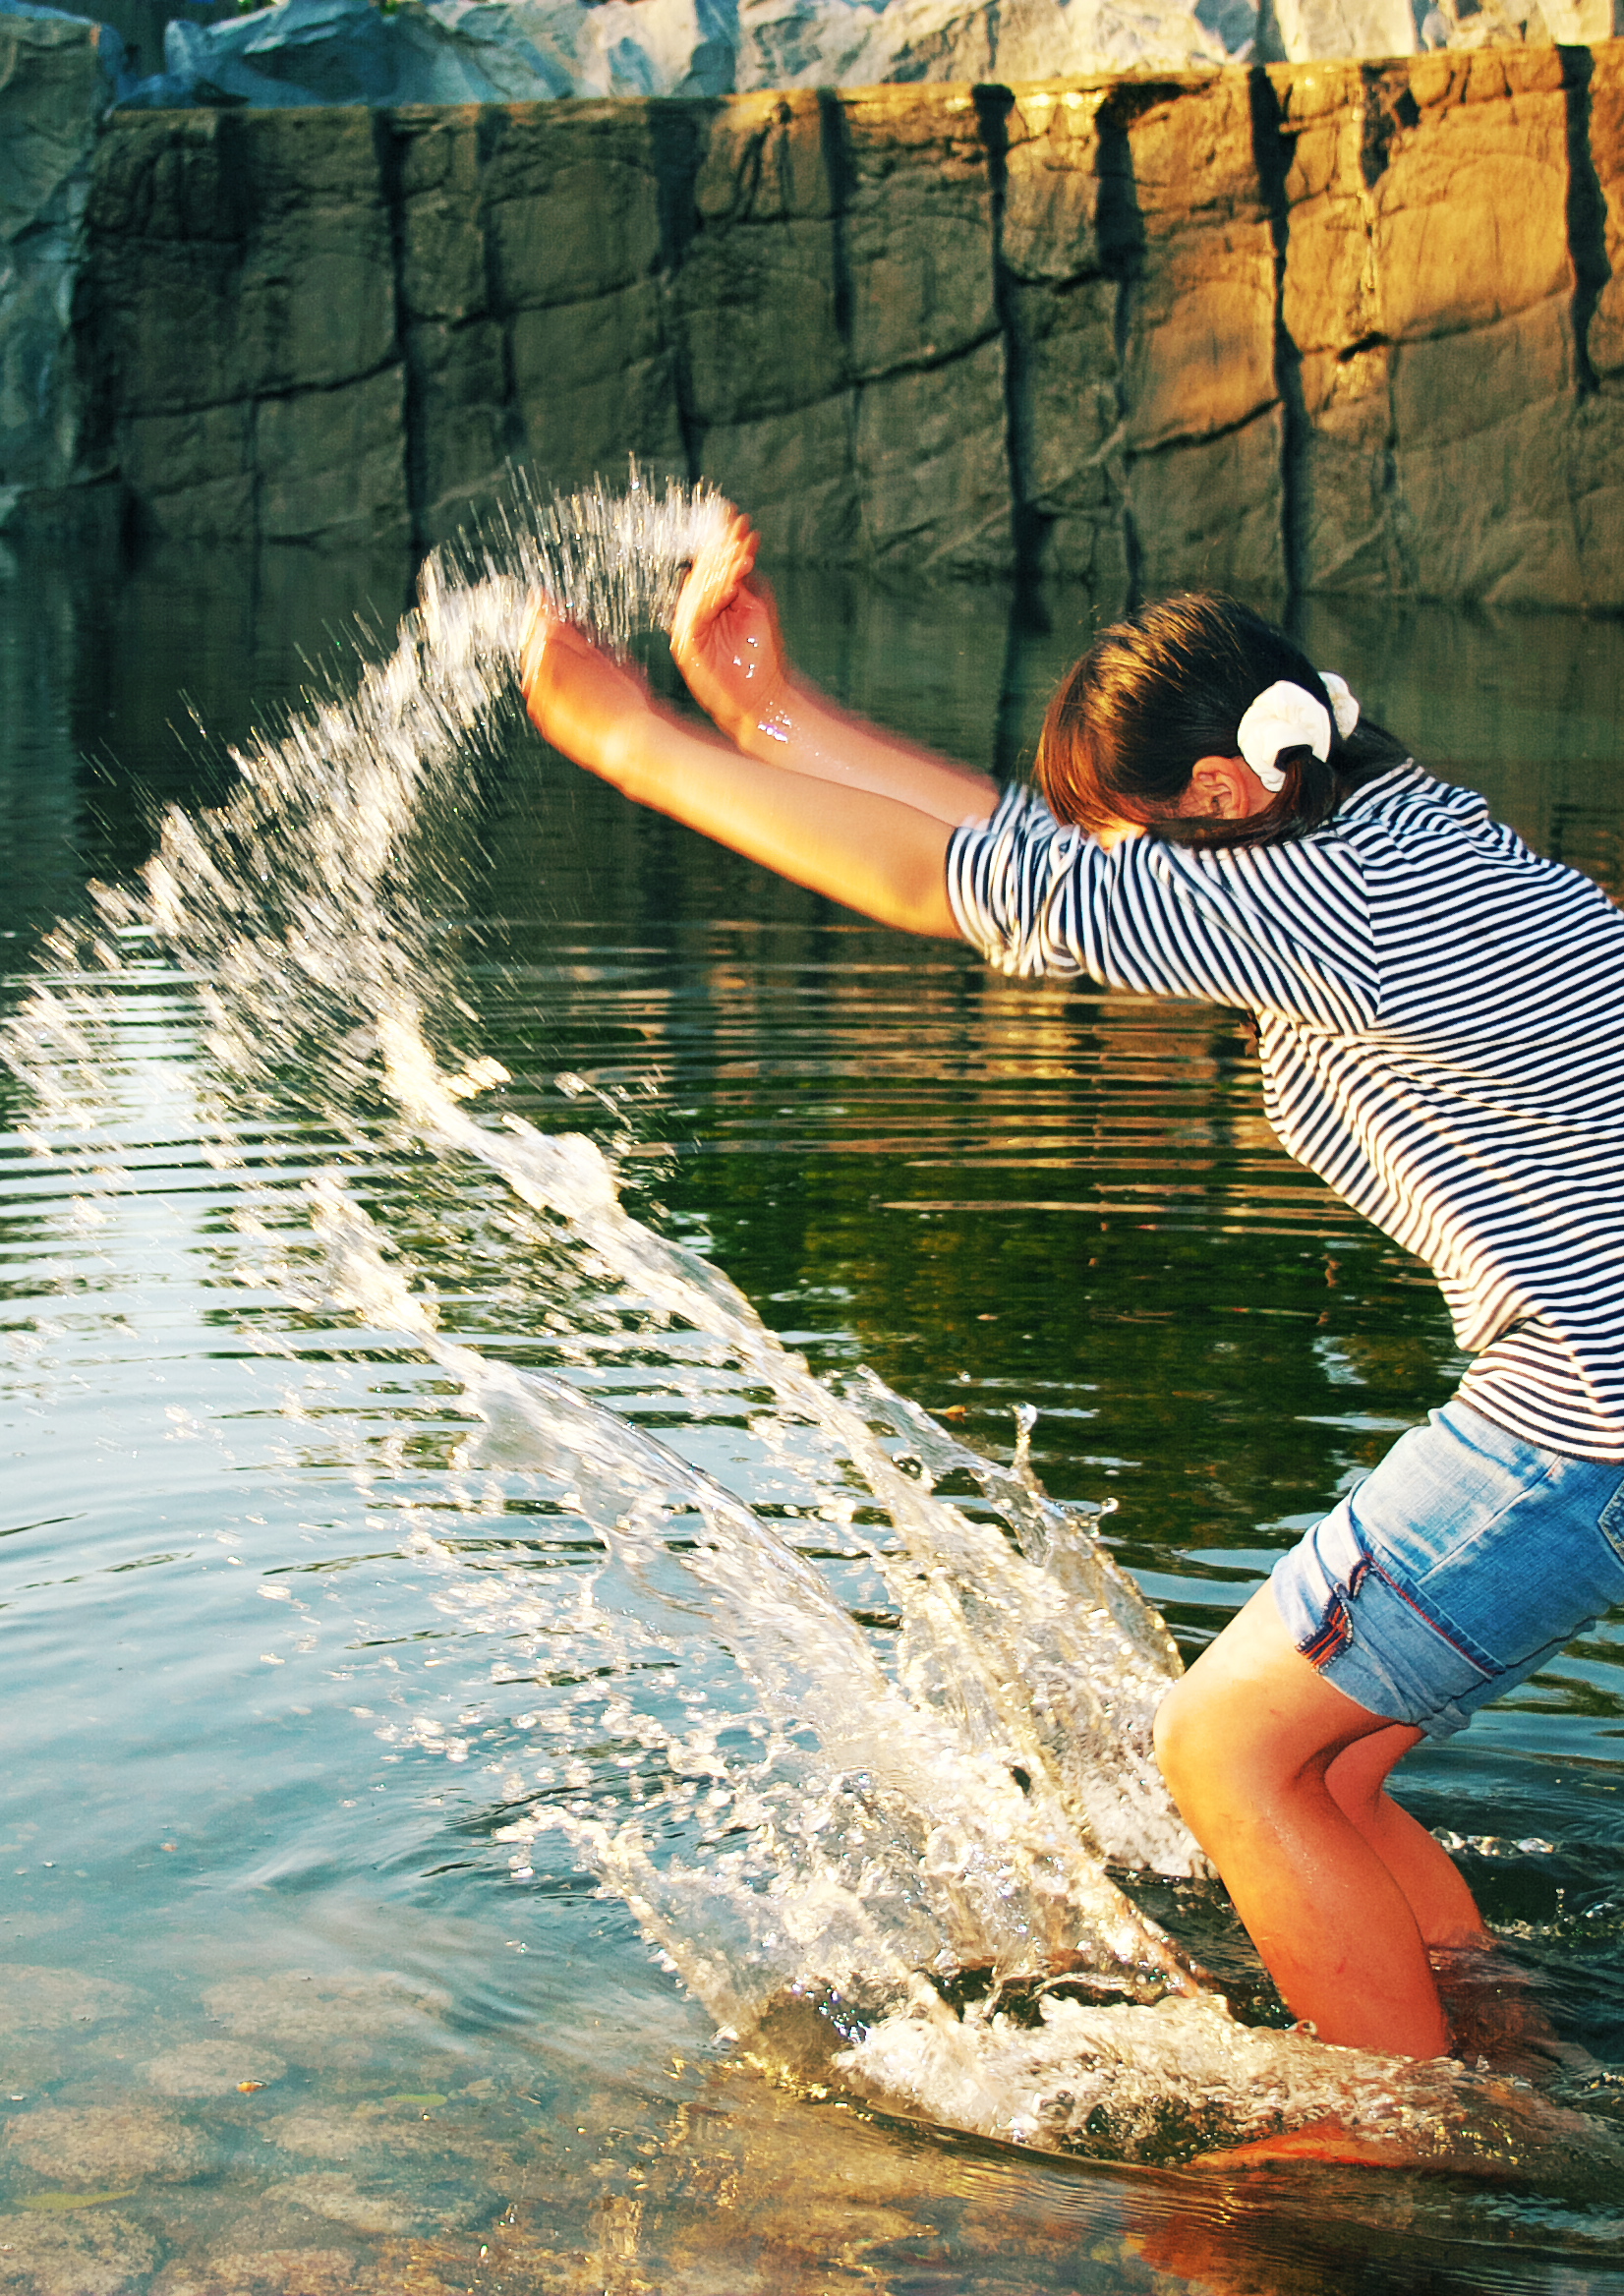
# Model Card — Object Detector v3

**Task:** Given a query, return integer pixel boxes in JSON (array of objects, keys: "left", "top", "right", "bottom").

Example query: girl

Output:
[{"left": 521, "top": 513, "right": 1624, "bottom": 2076}]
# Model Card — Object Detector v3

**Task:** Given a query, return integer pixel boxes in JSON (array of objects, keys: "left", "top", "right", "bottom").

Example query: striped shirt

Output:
[{"left": 947, "top": 766, "right": 1624, "bottom": 1461}]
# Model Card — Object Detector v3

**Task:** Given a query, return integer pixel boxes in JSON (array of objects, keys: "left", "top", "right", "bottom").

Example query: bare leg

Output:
[
  {"left": 1153, "top": 1585, "right": 1455, "bottom": 2059},
  {"left": 1323, "top": 1723, "right": 1485, "bottom": 1947}
]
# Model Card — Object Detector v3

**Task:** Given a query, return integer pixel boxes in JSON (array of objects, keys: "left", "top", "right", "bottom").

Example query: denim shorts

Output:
[{"left": 1270, "top": 1399, "right": 1624, "bottom": 1738}]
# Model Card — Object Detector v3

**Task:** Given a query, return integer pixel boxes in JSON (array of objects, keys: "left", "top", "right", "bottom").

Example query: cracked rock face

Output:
[
  {"left": 0, "top": 10, "right": 118, "bottom": 514},
  {"left": 7, "top": 31, "right": 1622, "bottom": 609}
]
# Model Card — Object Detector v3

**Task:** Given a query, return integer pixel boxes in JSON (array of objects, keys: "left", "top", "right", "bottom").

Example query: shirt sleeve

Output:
[{"left": 946, "top": 784, "right": 1378, "bottom": 1032}]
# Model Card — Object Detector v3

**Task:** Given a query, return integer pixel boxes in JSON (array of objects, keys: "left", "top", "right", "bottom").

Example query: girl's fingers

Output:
[
  {"left": 675, "top": 513, "right": 760, "bottom": 648},
  {"left": 522, "top": 607, "right": 613, "bottom": 693},
  {"left": 519, "top": 604, "right": 555, "bottom": 698}
]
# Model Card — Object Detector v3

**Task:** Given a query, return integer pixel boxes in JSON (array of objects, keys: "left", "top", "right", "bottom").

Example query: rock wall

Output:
[
  {"left": 37, "top": 46, "right": 1624, "bottom": 604},
  {"left": 0, "top": 10, "right": 113, "bottom": 519}
]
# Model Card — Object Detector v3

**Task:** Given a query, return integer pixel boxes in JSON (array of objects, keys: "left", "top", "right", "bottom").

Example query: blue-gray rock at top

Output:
[{"left": 86, "top": 0, "right": 1555, "bottom": 112}]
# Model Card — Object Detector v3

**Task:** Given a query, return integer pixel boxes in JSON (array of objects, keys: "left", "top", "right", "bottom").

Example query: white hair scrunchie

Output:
[{"left": 1236, "top": 673, "right": 1361, "bottom": 793}]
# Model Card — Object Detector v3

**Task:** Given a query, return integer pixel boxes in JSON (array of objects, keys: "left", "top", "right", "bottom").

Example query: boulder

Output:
[{"left": 131, "top": 0, "right": 1253, "bottom": 111}]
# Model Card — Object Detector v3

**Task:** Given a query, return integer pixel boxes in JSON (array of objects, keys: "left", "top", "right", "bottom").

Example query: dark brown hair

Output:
[{"left": 1036, "top": 592, "right": 1411, "bottom": 849}]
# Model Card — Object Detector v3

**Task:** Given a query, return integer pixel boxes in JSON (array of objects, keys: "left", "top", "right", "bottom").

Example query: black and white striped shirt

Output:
[{"left": 947, "top": 766, "right": 1624, "bottom": 1461}]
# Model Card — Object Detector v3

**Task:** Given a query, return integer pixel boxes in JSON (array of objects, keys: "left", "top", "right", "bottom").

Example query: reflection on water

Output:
[{"left": 2, "top": 530, "right": 1623, "bottom": 2292}]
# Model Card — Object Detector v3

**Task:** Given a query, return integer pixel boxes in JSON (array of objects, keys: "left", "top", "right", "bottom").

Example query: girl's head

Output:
[{"left": 1037, "top": 592, "right": 1410, "bottom": 848}]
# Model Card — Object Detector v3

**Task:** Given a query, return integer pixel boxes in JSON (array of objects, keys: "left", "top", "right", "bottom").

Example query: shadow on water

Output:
[{"left": 1, "top": 524, "right": 1622, "bottom": 2292}]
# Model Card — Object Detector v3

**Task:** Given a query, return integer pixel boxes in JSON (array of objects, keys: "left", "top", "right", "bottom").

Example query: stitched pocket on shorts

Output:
[{"left": 1300, "top": 1586, "right": 1356, "bottom": 1670}]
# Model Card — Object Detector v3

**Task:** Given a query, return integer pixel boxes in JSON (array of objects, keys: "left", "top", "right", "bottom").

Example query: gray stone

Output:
[
  {"left": 257, "top": 364, "right": 408, "bottom": 545},
  {"left": 0, "top": 5, "right": 110, "bottom": 514},
  {"left": 697, "top": 393, "right": 861, "bottom": 563},
  {"left": 82, "top": 105, "right": 408, "bottom": 547},
  {"left": 855, "top": 338, "right": 1014, "bottom": 573}
]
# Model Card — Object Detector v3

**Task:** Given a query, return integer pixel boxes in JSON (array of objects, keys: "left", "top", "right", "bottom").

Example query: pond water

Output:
[{"left": 2, "top": 524, "right": 1623, "bottom": 2296}]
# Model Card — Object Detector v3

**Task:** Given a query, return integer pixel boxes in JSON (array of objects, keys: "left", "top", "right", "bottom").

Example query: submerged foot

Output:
[
  {"left": 1430, "top": 1942, "right": 1603, "bottom": 2091},
  {"left": 1188, "top": 2117, "right": 1412, "bottom": 2170}
]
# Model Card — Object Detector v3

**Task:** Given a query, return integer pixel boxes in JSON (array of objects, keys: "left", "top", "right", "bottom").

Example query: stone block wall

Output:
[
  {"left": 0, "top": 11, "right": 109, "bottom": 514},
  {"left": 80, "top": 108, "right": 408, "bottom": 546},
  {"left": 1276, "top": 46, "right": 1615, "bottom": 609},
  {"left": 31, "top": 46, "right": 1624, "bottom": 607}
]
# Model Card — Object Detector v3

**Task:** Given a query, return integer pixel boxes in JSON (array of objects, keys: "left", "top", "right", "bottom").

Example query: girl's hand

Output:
[
  {"left": 520, "top": 607, "right": 656, "bottom": 782},
  {"left": 670, "top": 510, "right": 789, "bottom": 743}
]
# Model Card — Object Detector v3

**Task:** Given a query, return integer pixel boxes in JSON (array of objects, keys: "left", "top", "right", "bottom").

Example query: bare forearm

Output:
[
  {"left": 727, "top": 674, "right": 998, "bottom": 828},
  {"left": 602, "top": 708, "right": 960, "bottom": 938}
]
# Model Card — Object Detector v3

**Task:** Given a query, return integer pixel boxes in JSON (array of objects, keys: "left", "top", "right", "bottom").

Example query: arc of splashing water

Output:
[
  {"left": 377, "top": 1014, "right": 1207, "bottom": 1879},
  {"left": 308, "top": 1169, "right": 1203, "bottom": 2009}
]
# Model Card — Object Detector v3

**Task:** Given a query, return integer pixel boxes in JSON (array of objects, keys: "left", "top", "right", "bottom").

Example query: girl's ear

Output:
[{"left": 1182, "top": 755, "right": 1274, "bottom": 821}]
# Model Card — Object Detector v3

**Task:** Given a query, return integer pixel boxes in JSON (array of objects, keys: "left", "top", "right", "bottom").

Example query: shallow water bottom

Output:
[
  {"left": 5, "top": 1906, "right": 1621, "bottom": 2296},
  {"left": 3, "top": 531, "right": 1624, "bottom": 2293}
]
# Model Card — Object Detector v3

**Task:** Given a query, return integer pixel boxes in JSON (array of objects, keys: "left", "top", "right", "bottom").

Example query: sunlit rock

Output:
[{"left": 1278, "top": 45, "right": 1618, "bottom": 610}]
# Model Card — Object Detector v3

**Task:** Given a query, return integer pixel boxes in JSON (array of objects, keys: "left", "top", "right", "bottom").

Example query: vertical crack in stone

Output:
[
  {"left": 1561, "top": 44, "right": 1610, "bottom": 399},
  {"left": 478, "top": 108, "right": 523, "bottom": 482},
  {"left": 374, "top": 111, "right": 425, "bottom": 556},
  {"left": 972, "top": 81, "right": 1043, "bottom": 596},
  {"left": 1249, "top": 66, "right": 1307, "bottom": 603},
  {"left": 1096, "top": 90, "right": 1146, "bottom": 610},
  {"left": 651, "top": 99, "right": 715, "bottom": 484},
  {"left": 1357, "top": 65, "right": 1414, "bottom": 600},
  {"left": 818, "top": 89, "right": 855, "bottom": 349}
]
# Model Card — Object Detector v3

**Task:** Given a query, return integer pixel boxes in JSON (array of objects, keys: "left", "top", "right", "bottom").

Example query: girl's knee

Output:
[{"left": 1152, "top": 1671, "right": 1222, "bottom": 1805}]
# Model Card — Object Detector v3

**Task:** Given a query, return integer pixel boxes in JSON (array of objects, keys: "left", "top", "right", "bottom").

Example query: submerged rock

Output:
[
  {"left": 151, "top": 2254, "right": 361, "bottom": 2296},
  {"left": 3, "top": 2104, "right": 205, "bottom": 2186},
  {"left": 143, "top": 2041, "right": 288, "bottom": 2098},
  {"left": 0, "top": 1972, "right": 141, "bottom": 2039},
  {"left": 197, "top": 1974, "right": 447, "bottom": 2070},
  {"left": 261, "top": 2173, "right": 419, "bottom": 2237},
  {"left": 109, "top": 0, "right": 1607, "bottom": 110},
  {"left": 0, "top": 2210, "right": 157, "bottom": 2296}
]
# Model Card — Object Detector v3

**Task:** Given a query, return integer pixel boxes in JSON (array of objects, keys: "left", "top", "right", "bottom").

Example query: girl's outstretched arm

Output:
[
  {"left": 522, "top": 610, "right": 962, "bottom": 940},
  {"left": 669, "top": 511, "right": 999, "bottom": 829}
]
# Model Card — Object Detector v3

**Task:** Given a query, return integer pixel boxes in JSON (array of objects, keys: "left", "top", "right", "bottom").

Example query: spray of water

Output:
[{"left": 7, "top": 475, "right": 1623, "bottom": 2179}]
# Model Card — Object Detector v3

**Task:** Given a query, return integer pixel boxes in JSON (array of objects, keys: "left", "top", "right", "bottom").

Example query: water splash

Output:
[{"left": 7, "top": 477, "right": 1622, "bottom": 2180}]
